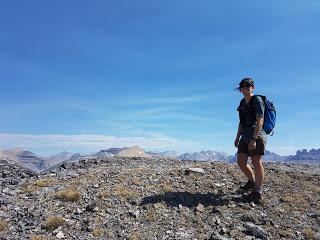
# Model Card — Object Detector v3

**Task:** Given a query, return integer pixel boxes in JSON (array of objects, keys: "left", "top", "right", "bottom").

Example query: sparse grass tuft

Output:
[
  {"left": 279, "top": 229, "right": 295, "bottom": 238},
  {"left": 29, "top": 235, "right": 47, "bottom": 240},
  {"left": 114, "top": 185, "right": 137, "bottom": 199},
  {"left": 142, "top": 209, "right": 157, "bottom": 222},
  {"left": 280, "top": 193, "right": 306, "bottom": 203},
  {"left": 54, "top": 188, "right": 81, "bottom": 202},
  {"left": 44, "top": 216, "right": 65, "bottom": 231},
  {"left": 131, "top": 167, "right": 149, "bottom": 175},
  {"left": 92, "top": 227, "right": 104, "bottom": 237},
  {"left": 20, "top": 185, "right": 38, "bottom": 195},
  {"left": 98, "top": 190, "right": 110, "bottom": 199},
  {"left": 189, "top": 174, "right": 200, "bottom": 181},
  {"left": 304, "top": 228, "right": 315, "bottom": 240},
  {"left": 0, "top": 219, "right": 8, "bottom": 232},
  {"left": 308, "top": 185, "right": 320, "bottom": 194},
  {"left": 35, "top": 178, "right": 55, "bottom": 187},
  {"left": 127, "top": 232, "right": 142, "bottom": 240},
  {"left": 160, "top": 182, "right": 173, "bottom": 192},
  {"left": 130, "top": 177, "right": 142, "bottom": 186}
]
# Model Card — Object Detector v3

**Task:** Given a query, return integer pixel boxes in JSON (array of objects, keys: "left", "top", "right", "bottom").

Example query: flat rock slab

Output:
[{"left": 185, "top": 168, "right": 205, "bottom": 174}]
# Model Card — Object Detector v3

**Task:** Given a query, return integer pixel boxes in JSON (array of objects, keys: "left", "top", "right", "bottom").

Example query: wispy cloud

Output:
[
  {"left": 125, "top": 110, "right": 213, "bottom": 122},
  {"left": 0, "top": 99, "right": 103, "bottom": 115},
  {"left": 0, "top": 132, "right": 199, "bottom": 155},
  {"left": 127, "top": 94, "right": 211, "bottom": 105}
]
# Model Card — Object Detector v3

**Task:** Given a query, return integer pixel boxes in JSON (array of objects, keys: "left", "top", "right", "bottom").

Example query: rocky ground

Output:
[{"left": 1, "top": 157, "right": 320, "bottom": 240}]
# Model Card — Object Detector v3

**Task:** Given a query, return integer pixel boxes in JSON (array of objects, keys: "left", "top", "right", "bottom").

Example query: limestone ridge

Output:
[
  {"left": 287, "top": 148, "right": 320, "bottom": 164},
  {"left": 49, "top": 151, "right": 73, "bottom": 162},
  {"left": 2, "top": 147, "right": 320, "bottom": 173},
  {"left": 147, "top": 150, "right": 180, "bottom": 158},
  {"left": 0, "top": 149, "right": 75, "bottom": 172},
  {"left": 46, "top": 146, "right": 152, "bottom": 172},
  {"left": 179, "top": 150, "right": 230, "bottom": 162},
  {"left": 0, "top": 149, "right": 48, "bottom": 172},
  {"left": 147, "top": 150, "right": 232, "bottom": 162},
  {"left": 0, "top": 156, "right": 319, "bottom": 239}
]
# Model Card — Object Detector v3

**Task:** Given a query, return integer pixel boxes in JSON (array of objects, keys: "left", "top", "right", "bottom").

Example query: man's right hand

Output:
[{"left": 234, "top": 137, "right": 240, "bottom": 148}]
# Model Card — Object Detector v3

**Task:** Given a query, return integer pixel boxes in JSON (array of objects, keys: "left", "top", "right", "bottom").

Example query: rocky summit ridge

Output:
[
  {"left": 2, "top": 147, "right": 320, "bottom": 173},
  {"left": 1, "top": 156, "right": 319, "bottom": 239}
]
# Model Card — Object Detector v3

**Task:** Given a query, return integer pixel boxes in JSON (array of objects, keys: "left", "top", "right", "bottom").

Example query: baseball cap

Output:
[{"left": 239, "top": 78, "right": 254, "bottom": 87}]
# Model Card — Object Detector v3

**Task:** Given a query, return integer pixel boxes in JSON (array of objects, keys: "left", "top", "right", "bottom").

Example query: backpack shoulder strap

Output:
[
  {"left": 254, "top": 95, "right": 266, "bottom": 102},
  {"left": 237, "top": 98, "right": 245, "bottom": 111}
]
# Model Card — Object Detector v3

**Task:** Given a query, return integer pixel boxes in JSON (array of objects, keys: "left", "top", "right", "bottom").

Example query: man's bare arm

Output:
[
  {"left": 252, "top": 116, "right": 264, "bottom": 139},
  {"left": 236, "top": 123, "right": 243, "bottom": 139},
  {"left": 234, "top": 123, "right": 243, "bottom": 147}
]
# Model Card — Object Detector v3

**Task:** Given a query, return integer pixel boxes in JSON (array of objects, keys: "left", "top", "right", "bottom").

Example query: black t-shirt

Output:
[{"left": 238, "top": 95, "right": 266, "bottom": 142}]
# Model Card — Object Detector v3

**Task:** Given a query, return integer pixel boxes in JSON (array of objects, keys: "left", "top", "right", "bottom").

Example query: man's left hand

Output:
[{"left": 248, "top": 139, "right": 257, "bottom": 151}]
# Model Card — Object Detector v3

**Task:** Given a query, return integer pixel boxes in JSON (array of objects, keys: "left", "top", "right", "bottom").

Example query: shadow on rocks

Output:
[{"left": 140, "top": 191, "right": 229, "bottom": 208}]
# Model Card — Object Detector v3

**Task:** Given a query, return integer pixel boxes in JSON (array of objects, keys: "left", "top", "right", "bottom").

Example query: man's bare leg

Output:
[
  {"left": 251, "top": 155, "right": 264, "bottom": 192},
  {"left": 237, "top": 153, "right": 255, "bottom": 182}
]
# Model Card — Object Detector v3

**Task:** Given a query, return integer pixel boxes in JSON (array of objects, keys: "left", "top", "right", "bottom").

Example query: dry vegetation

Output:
[
  {"left": 35, "top": 178, "right": 56, "bottom": 187},
  {"left": 304, "top": 228, "right": 316, "bottom": 240},
  {"left": 92, "top": 227, "right": 104, "bottom": 237},
  {"left": 43, "top": 216, "right": 65, "bottom": 231},
  {"left": 20, "top": 185, "right": 38, "bottom": 195},
  {"left": 280, "top": 193, "right": 307, "bottom": 203},
  {"left": 54, "top": 188, "right": 81, "bottom": 202},
  {"left": 127, "top": 232, "right": 142, "bottom": 240},
  {"left": 0, "top": 219, "right": 8, "bottom": 232},
  {"left": 141, "top": 209, "right": 157, "bottom": 222},
  {"left": 279, "top": 229, "right": 295, "bottom": 238},
  {"left": 29, "top": 235, "right": 47, "bottom": 240},
  {"left": 98, "top": 190, "right": 111, "bottom": 199},
  {"left": 113, "top": 184, "right": 138, "bottom": 199},
  {"left": 130, "top": 177, "right": 143, "bottom": 186},
  {"left": 160, "top": 182, "right": 173, "bottom": 192}
]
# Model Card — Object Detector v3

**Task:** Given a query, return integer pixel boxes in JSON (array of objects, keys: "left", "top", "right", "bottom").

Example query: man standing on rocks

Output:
[{"left": 234, "top": 78, "right": 267, "bottom": 203}]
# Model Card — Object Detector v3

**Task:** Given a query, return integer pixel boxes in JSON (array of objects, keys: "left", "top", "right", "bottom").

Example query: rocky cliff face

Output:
[
  {"left": 0, "top": 157, "right": 319, "bottom": 239},
  {"left": 261, "top": 150, "right": 288, "bottom": 162},
  {"left": 147, "top": 150, "right": 180, "bottom": 158},
  {"left": 287, "top": 149, "right": 320, "bottom": 164},
  {"left": 96, "top": 146, "right": 151, "bottom": 158},
  {"left": 0, "top": 160, "right": 37, "bottom": 188},
  {"left": 49, "top": 151, "right": 74, "bottom": 162},
  {"left": 0, "top": 149, "right": 49, "bottom": 172},
  {"left": 179, "top": 150, "right": 230, "bottom": 162}
]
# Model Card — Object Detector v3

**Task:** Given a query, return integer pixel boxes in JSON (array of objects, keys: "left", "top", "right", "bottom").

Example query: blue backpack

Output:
[
  {"left": 238, "top": 95, "right": 276, "bottom": 135},
  {"left": 255, "top": 95, "right": 276, "bottom": 135}
]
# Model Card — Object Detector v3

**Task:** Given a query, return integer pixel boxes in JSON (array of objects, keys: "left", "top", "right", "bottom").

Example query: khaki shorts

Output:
[{"left": 237, "top": 136, "right": 266, "bottom": 156}]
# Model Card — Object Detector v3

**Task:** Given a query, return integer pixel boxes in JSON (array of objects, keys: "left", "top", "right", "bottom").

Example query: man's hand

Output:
[
  {"left": 248, "top": 139, "right": 257, "bottom": 151},
  {"left": 234, "top": 137, "right": 240, "bottom": 148}
]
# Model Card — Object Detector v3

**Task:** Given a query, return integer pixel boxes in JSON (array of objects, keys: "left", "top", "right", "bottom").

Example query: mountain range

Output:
[{"left": 1, "top": 147, "right": 319, "bottom": 172}]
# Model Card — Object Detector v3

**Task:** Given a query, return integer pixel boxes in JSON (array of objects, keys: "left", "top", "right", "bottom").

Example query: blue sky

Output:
[{"left": 1, "top": 1, "right": 320, "bottom": 156}]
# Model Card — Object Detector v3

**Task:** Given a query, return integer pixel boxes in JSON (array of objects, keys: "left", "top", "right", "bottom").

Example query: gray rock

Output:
[
  {"left": 196, "top": 203, "right": 205, "bottom": 212},
  {"left": 1, "top": 156, "right": 320, "bottom": 239},
  {"left": 185, "top": 168, "right": 205, "bottom": 174},
  {"left": 209, "top": 233, "right": 232, "bottom": 240},
  {"left": 244, "top": 222, "right": 268, "bottom": 239},
  {"left": 56, "top": 231, "right": 65, "bottom": 239}
]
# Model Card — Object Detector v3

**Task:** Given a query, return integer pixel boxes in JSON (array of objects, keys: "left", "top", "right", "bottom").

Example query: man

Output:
[{"left": 234, "top": 78, "right": 267, "bottom": 203}]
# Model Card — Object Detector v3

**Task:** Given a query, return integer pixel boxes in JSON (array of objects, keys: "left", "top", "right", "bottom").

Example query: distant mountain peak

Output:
[{"left": 287, "top": 148, "right": 320, "bottom": 164}]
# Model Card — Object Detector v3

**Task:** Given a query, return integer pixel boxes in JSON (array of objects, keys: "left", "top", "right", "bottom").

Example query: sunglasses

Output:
[{"left": 240, "top": 84, "right": 252, "bottom": 88}]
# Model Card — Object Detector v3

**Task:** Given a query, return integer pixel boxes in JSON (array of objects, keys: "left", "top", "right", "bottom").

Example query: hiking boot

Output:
[
  {"left": 245, "top": 191, "right": 263, "bottom": 204},
  {"left": 239, "top": 180, "right": 255, "bottom": 192}
]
